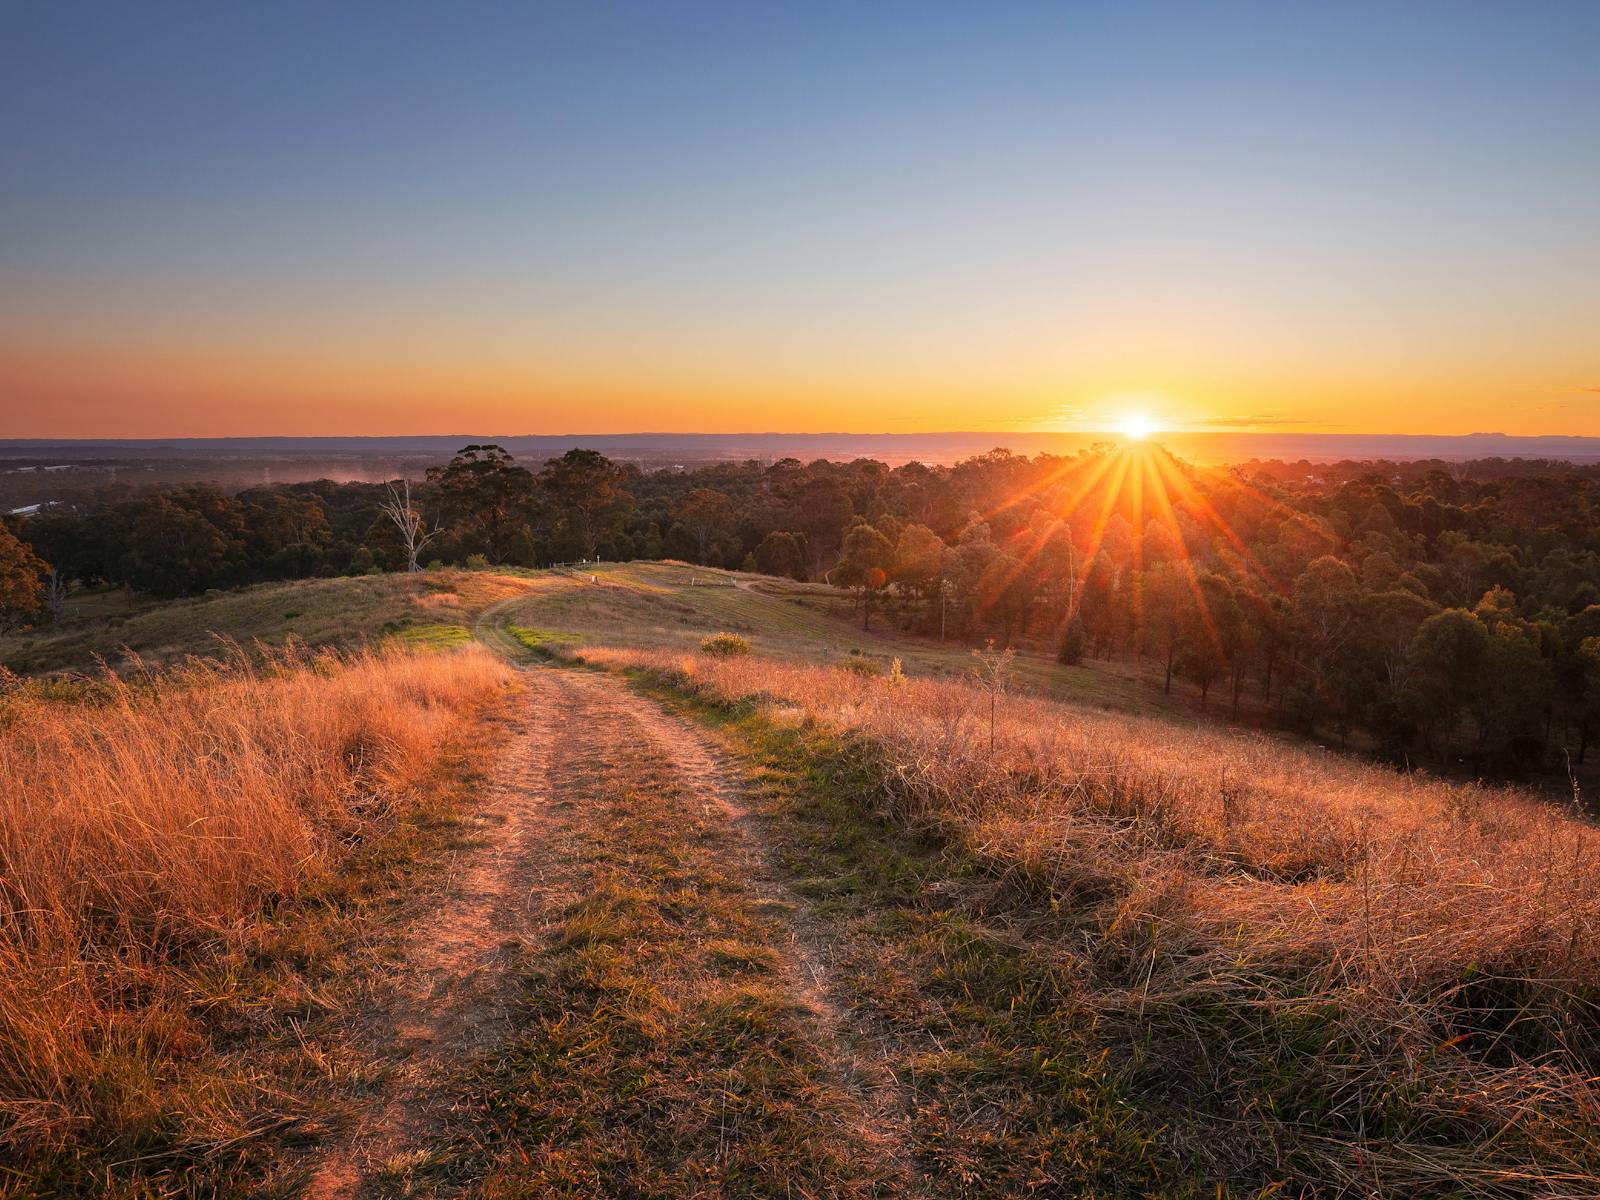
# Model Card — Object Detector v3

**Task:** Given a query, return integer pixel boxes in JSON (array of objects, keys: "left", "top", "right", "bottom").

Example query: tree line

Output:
[{"left": 9, "top": 441, "right": 1600, "bottom": 774}]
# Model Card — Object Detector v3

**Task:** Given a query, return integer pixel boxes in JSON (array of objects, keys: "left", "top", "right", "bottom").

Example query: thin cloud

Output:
[{"left": 1196, "top": 414, "right": 1315, "bottom": 428}]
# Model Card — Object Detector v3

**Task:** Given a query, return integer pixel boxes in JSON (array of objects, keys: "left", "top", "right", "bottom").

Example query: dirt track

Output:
[
  {"left": 298, "top": 617, "right": 922, "bottom": 1198},
  {"left": 300, "top": 672, "right": 572, "bottom": 1199}
]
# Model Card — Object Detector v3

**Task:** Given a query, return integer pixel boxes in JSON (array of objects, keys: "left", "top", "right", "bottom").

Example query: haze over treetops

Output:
[{"left": 2, "top": 1, "right": 1597, "bottom": 438}]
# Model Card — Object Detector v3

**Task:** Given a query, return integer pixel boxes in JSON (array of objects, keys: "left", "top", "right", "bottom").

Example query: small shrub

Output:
[
  {"left": 699, "top": 632, "right": 752, "bottom": 657},
  {"left": 837, "top": 652, "right": 882, "bottom": 677},
  {"left": 969, "top": 639, "right": 1015, "bottom": 754},
  {"left": 465, "top": 553, "right": 490, "bottom": 570}
]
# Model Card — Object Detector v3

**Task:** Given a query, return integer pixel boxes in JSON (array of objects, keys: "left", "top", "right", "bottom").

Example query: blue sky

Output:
[{"left": 2, "top": 1, "right": 1597, "bottom": 436}]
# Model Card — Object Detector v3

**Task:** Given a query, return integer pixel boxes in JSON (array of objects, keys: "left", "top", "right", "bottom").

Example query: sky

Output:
[{"left": 2, "top": 0, "right": 1597, "bottom": 439}]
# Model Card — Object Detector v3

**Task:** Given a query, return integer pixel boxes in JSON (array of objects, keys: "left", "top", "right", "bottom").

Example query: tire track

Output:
[
  {"left": 302, "top": 601, "right": 928, "bottom": 1196},
  {"left": 549, "top": 668, "right": 931, "bottom": 1194}
]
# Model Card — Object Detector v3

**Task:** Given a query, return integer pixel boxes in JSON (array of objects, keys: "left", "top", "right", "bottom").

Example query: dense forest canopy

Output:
[{"left": 10, "top": 441, "right": 1600, "bottom": 776}]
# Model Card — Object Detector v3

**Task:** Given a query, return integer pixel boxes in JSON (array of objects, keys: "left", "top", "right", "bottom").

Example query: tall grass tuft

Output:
[
  {"left": 0, "top": 642, "right": 511, "bottom": 1158},
  {"left": 594, "top": 645, "right": 1600, "bottom": 1194}
]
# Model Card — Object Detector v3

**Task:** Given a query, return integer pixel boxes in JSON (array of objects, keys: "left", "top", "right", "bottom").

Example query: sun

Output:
[{"left": 1118, "top": 412, "right": 1156, "bottom": 441}]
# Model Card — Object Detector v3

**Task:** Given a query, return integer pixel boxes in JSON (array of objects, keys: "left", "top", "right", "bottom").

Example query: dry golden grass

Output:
[
  {"left": 593, "top": 645, "right": 1600, "bottom": 1195},
  {"left": 0, "top": 642, "right": 512, "bottom": 1160}
]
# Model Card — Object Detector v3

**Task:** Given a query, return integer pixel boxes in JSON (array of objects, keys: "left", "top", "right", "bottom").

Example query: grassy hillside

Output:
[
  {"left": 0, "top": 569, "right": 542, "bottom": 675},
  {"left": 0, "top": 642, "right": 513, "bottom": 1188},
  {"left": 594, "top": 644, "right": 1600, "bottom": 1195},
  {"left": 470, "top": 562, "right": 1600, "bottom": 1190},
  {"left": 489, "top": 560, "right": 1193, "bottom": 717},
  {"left": 1, "top": 560, "right": 1225, "bottom": 720},
  {"left": 12, "top": 561, "right": 1597, "bottom": 1195}
]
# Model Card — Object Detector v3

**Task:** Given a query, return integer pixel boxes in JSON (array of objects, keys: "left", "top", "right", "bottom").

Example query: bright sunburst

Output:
[{"left": 1119, "top": 412, "right": 1156, "bottom": 441}]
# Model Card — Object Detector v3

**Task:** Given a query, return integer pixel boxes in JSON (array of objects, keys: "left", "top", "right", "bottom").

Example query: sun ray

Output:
[
  {"left": 1151, "top": 454, "right": 1277, "bottom": 591},
  {"left": 1066, "top": 450, "right": 1134, "bottom": 620},
  {"left": 1137, "top": 448, "right": 1222, "bottom": 649},
  {"left": 953, "top": 438, "right": 1320, "bottom": 657}
]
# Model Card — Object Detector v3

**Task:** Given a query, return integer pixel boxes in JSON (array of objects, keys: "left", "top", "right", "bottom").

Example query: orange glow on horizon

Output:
[{"left": 2, "top": 329, "right": 1597, "bottom": 441}]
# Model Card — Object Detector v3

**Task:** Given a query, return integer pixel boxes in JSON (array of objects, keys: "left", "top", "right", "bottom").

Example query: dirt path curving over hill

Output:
[
  {"left": 468, "top": 591, "right": 539, "bottom": 660},
  {"left": 297, "top": 612, "right": 926, "bottom": 1197}
]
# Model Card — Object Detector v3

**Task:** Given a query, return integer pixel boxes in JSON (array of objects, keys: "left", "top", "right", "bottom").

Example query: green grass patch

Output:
[
  {"left": 506, "top": 625, "right": 584, "bottom": 652},
  {"left": 387, "top": 621, "right": 473, "bottom": 648},
  {"left": 3, "top": 570, "right": 541, "bottom": 675}
]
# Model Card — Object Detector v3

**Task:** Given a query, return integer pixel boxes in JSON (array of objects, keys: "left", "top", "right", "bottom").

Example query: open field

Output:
[
  {"left": 3, "top": 561, "right": 1200, "bottom": 716},
  {"left": 9, "top": 1, "right": 1592, "bottom": 1192},
  {"left": 7, "top": 562, "right": 1600, "bottom": 1196},
  {"left": 492, "top": 560, "right": 1195, "bottom": 718}
]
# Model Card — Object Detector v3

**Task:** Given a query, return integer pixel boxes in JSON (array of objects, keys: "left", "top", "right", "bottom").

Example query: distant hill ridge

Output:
[{"left": 6, "top": 430, "right": 1600, "bottom": 466}]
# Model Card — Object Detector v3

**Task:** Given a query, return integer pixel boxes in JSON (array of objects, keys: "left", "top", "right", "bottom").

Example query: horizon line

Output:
[{"left": 7, "top": 429, "right": 1596, "bottom": 445}]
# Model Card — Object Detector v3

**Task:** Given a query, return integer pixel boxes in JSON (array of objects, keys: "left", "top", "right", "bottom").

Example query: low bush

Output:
[
  {"left": 836, "top": 651, "right": 882, "bottom": 676},
  {"left": 698, "top": 631, "right": 751, "bottom": 657}
]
